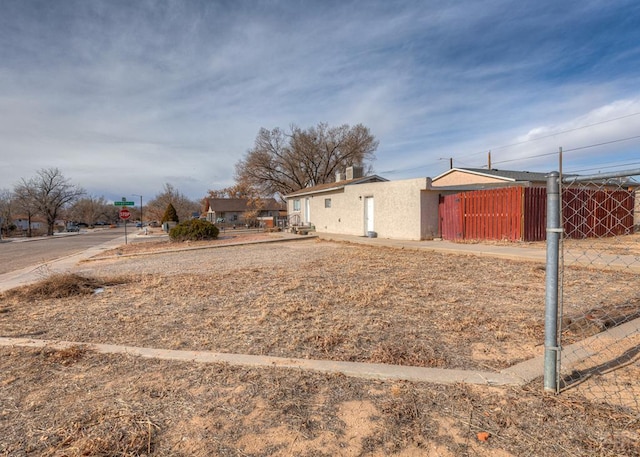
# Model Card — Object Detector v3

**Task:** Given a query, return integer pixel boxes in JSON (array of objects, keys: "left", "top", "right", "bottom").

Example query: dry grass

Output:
[
  {"left": 1, "top": 347, "right": 638, "bottom": 456},
  {"left": 1, "top": 238, "right": 639, "bottom": 456}
]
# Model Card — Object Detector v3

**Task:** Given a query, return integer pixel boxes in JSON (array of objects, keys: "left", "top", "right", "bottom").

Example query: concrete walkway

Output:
[
  {"left": 318, "top": 232, "right": 640, "bottom": 272},
  {"left": 0, "top": 337, "right": 527, "bottom": 386},
  {"left": 318, "top": 233, "right": 547, "bottom": 263},
  {"left": 3, "top": 314, "right": 638, "bottom": 387}
]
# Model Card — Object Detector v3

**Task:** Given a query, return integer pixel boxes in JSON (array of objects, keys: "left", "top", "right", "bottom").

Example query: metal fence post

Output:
[{"left": 544, "top": 171, "right": 561, "bottom": 393}]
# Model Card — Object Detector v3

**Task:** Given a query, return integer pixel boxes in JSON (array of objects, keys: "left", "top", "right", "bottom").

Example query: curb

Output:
[{"left": 86, "top": 233, "right": 318, "bottom": 261}]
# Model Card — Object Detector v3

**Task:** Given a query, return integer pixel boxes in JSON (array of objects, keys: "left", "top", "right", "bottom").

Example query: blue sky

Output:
[{"left": 1, "top": 0, "right": 639, "bottom": 202}]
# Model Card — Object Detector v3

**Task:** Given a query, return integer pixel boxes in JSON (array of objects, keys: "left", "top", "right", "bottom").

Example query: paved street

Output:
[{"left": 0, "top": 228, "right": 126, "bottom": 275}]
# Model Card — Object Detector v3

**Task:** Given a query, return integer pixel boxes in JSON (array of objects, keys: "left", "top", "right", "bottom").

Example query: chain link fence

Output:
[{"left": 545, "top": 169, "right": 640, "bottom": 416}]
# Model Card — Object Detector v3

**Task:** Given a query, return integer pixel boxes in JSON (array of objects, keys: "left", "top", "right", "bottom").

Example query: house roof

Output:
[
  {"left": 433, "top": 167, "right": 554, "bottom": 183},
  {"left": 206, "top": 198, "right": 284, "bottom": 212},
  {"left": 285, "top": 175, "right": 388, "bottom": 198}
]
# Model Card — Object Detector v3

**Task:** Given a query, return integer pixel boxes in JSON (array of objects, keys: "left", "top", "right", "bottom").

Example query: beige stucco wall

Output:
[
  {"left": 287, "top": 178, "right": 440, "bottom": 240},
  {"left": 432, "top": 171, "right": 506, "bottom": 186}
]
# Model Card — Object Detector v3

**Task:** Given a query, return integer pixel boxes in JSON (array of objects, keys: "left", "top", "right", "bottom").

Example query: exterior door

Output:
[
  {"left": 304, "top": 198, "right": 311, "bottom": 224},
  {"left": 364, "top": 197, "right": 374, "bottom": 234}
]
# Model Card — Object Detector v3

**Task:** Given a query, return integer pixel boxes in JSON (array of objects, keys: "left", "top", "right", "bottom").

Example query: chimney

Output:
[{"left": 346, "top": 166, "right": 363, "bottom": 180}]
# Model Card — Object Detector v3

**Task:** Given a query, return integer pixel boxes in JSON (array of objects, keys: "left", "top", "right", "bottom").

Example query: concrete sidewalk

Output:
[
  {"left": 0, "top": 337, "right": 526, "bottom": 386},
  {"left": 318, "top": 232, "right": 640, "bottom": 272},
  {"left": 318, "top": 233, "right": 547, "bottom": 263}
]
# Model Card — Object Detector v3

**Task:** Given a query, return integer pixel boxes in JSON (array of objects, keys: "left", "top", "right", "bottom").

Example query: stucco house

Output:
[{"left": 285, "top": 167, "right": 444, "bottom": 240}]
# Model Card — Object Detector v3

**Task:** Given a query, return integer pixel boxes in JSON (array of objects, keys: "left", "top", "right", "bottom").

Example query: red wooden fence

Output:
[
  {"left": 439, "top": 186, "right": 634, "bottom": 242},
  {"left": 463, "top": 187, "right": 523, "bottom": 241}
]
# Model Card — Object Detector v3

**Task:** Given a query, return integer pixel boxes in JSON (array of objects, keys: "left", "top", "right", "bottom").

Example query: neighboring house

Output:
[
  {"left": 205, "top": 198, "right": 285, "bottom": 226},
  {"left": 432, "top": 167, "right": 553, "bottom": 187},
  {"left": 285, "top": 166, "right": 444, "bottom": 240}
]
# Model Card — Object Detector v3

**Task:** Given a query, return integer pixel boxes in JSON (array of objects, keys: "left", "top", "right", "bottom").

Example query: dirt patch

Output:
[{"left": 1, "top": 347, "right": 638, "bottom": 456}]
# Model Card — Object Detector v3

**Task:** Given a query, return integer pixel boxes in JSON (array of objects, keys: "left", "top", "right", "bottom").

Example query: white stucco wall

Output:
[{"left": 287, "top": 178, "right": 440, "bottom": 240}]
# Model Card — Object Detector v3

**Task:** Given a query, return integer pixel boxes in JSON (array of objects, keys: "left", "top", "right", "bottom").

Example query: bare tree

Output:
[
  {"left": 0, "top": 189, "right": 14, "bottom": 238},
  {"left": 235, "top": 122, "right": 378, "bottom": 198},
  {"left": 146, "top": 183, "right": 201, "bottom": 223},
  {"left": 66, "top": 196, "right": 115, "bottom": 226},
  {"left": 13, "top": 183, "right": 40, "bottom": 237},
  {"left": 18, "top": 168, "right": 85, "bottom": 236}
]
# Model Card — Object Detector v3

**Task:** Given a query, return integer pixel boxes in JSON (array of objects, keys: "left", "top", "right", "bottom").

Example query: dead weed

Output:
[{"left": 2, "top": 273, "right": 127, "bottom": 300}]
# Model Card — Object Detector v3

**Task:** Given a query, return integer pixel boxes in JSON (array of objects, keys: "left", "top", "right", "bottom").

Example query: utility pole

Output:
[
  {"left": 133, "top": 194, "right": 143, "bottom": 225},
  {"left": 488, "top": 151, "right": 492, "bottom": 169}
]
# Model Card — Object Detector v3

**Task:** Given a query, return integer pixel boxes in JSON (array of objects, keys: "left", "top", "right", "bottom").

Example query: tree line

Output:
[
  {"left": 1, "top": 122, "right": 378, "bottom": 237},
  {"left": 0, "top": 169, "right": 201, "bottom": 238}
]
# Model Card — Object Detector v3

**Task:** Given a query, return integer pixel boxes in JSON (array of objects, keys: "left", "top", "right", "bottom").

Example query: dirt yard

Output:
[{"left": 1, "top": 234, "right": 639, "bottom": 456}]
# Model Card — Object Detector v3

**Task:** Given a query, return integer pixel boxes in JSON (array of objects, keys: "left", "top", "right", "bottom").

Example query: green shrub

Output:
[
  {"left": 169, "top": 219, "right": 219, "bottom": 241},
  {"left": 161, "top": 203, "right": 179, "bottom": 223}
]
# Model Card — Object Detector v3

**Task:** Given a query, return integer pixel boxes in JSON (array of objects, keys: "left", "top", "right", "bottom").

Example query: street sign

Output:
[
  {"left": 115, "top": 201, "right": 135, "bottom": 206},
  {"left": 119, "top": 209, "right": 131, "bottom": 220}
]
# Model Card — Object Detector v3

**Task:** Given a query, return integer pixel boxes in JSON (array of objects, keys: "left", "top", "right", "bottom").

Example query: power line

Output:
[
  {"left": 460, "top": 111, "right": 640, "bottom": 159},
  {"left": 491, "top": 151, "right": 559, "bottom": 166},
  {"left": 562, "top": 134, "right": 640, "bottom": 152},
  {"left": 380, "top": 112, "right": 640, "bottom": 175},
  {"left": 491, "top": 135, "right": 640, "bottom": 167},
  {"left": 566, "top": 161, "right": 640, "bottom": 174}
]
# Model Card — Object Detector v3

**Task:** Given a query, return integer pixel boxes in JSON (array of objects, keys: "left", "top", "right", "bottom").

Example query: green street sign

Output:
[{"left": 114, "top": 201, "right": 135, "bottom": 206}]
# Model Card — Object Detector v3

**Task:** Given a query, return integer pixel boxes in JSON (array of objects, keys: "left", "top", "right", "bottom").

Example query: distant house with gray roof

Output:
[{"left": 205, "top": 198, "right": 285, "bottom": 227}]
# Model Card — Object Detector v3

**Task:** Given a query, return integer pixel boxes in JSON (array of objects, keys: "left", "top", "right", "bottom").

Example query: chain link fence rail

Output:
[{"left": 545, "top": 168, "right": 640, "bottom": 417}]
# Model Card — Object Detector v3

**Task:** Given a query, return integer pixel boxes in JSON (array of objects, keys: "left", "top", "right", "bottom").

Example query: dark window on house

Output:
[
  {"left": 325, "top": 198, "right": 331, "bottom": 208},
  {"left": 233, "top": 214, "right": 238, "bottom": 221}
]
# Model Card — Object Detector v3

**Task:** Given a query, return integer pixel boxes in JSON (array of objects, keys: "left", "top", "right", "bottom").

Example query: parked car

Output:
[{"left": 66, "top": 224, "right": 80, "bottom": 232}]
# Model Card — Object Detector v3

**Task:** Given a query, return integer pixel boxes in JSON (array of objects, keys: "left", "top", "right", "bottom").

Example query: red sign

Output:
[{"left": 119, "top": 208, "right": 131, "bottom": 220}]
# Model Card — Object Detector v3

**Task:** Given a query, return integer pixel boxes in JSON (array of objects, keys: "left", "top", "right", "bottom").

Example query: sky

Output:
[{"left": 1, "top": 0, "right": 639, "bottom": 203}]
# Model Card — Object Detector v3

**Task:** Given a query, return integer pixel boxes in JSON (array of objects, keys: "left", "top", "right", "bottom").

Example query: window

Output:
[
  {"left": 324, "top": 198, "right": 332, "bottom": 208},
  {"left": 293, "top": 199, "right": 301, "bottom": 211}
]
